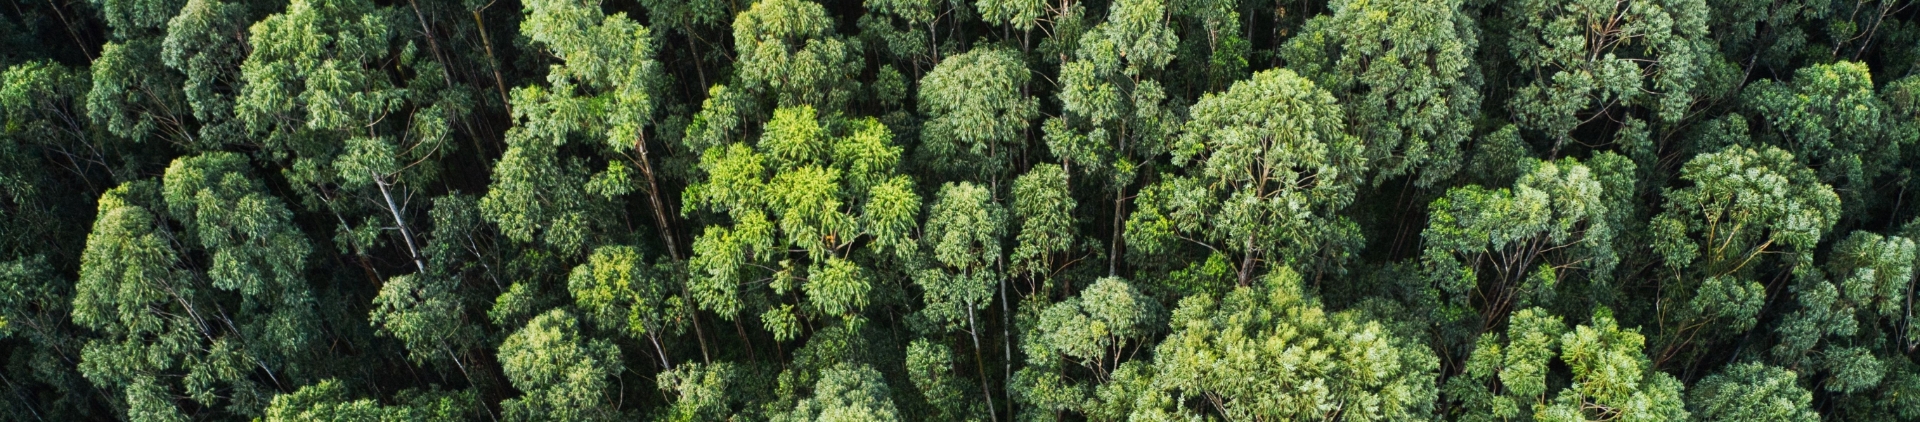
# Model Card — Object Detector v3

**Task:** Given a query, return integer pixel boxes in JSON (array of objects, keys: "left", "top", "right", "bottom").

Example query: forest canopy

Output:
[{"left": 6, "top": 0, "right": 1920, "bottom": 420}]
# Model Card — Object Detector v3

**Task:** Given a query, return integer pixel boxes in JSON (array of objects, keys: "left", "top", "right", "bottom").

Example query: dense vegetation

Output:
[{"left": 4, "top": 0, "right": 1920, "bottom": 420}]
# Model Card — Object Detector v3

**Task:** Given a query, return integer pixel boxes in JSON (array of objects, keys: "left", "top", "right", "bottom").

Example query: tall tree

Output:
[
  {"left": 1044, "top": 0, "right": 1180, "bottom": 276},
  {"left": 1126, "top": 68, "right": 1365, "bottom": 286},
  {"left": 73, "top": 152, "right": 319, "bottom": 419},
  {"left": 1647, "top": 145, "right": 1840, "bottom": 364},
  {"left": 684, "top": 106, "right": 920, "bottom": 332},
  {"left": 1443, "top": 307, "right": 1690, "bottom": 421},
  {"left": 1141, "top": 267, "right": 1439, "bottom": 420},
  {"left": 916, "top": 47, "right": 1039, "bottom": 185},
  {"left": 1421, "top": 154, "right": 1634, "bottom": 339},
  {"left": 1502, "top": 0, "right": 1713, "bottom": 147},
  {"left": 1282, "top": 0, "right": 1482, "bottom": 186}
]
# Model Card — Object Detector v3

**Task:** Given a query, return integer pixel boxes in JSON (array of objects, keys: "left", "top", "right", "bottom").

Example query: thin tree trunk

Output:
[
  {"left": 1109, "top": 191, "right": 1124, "bottom": 276},
  {"left": 373, "top": 172, "right": 428, "bottom": 273},
  {"left": 966, "top": 306, "right": 1001, "bottom": 422},
  {"left": 634, "top": 132, "right": 683, "bottom": 260},
  {"left": 470, "top": 6, "right": 512, "bottom": 115},
  {"left": 406, "top": 0, "right": 455, "bottom": 86}
]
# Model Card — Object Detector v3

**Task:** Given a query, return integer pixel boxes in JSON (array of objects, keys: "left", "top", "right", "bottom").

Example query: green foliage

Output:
[
  {"left": 1689, "top": 362, "right": 1819, "bottom": 421},
  {"left": 73, "top": 152, "right": 317, "bottom": 418},
  {"left": 1284, "top": 0, "right": 1482, "bottom": 186},
  {"left": 1743, "top": 61, "right": 1916, "bottom": 215},
  {"left": 15, "top": 0, "right": 1920, "bottom": 420},
  {"left": 733, "top": 0, "right": 864, "bottom": 109},
  {"left": 916, "top": 182, "right": 1006, "bottom": 331},
  {"left": 774, "top": 362, "right": 903, "bottom": 422},
  {"left": 1142, "top": 267, "right": 1438, "bottom": 420},
  {"left": 1010, "top": 164, "right": 1079, "bottom": 292},
  {"left": 1127, "top": 68, "right": 1364, "bottom": 284},
  {"left": 1650, "top": 145, "right": 1839, "bottom": 355},
  {"left": 262, "top": 379, "right": 472, "bottom": 422},
  {"left": 1423, "top": 155, "right": 1632, "bottom": 334},
  {"left": 1504, "top": 0, "right": 1712, "bottom": 140},
  {"left": 1445, "top": 307, "right": 1690, "bottom": 421},
  {"left": 498, "top": 309, "right": 626, "bottom": 421},
  {"left": 906, "top": 339, "right": 983, "bottom": 421},
  {"left": 686, "top": 106, "right": 919, "bottom": 323},
  {"left": 916, "top": 47, "right": 1038, "bottom": 180}
]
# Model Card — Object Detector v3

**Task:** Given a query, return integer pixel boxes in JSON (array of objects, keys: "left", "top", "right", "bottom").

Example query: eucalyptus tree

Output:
[
  {"left": 1443, "top": 307, "right": 1690, "bottom": 421},
  {"left": 1166, "top": 0, "right": 1248, "bottom": 96},
  {"left": 656, "top": 362, "right": 745, "bottom": 421},
  {"left": 916, "top": 47, "right": 1038, "bottom": 185},
  {"left": 1282, "top": 0, "right": 1481, "bottom": 186},
  {"left": 731, "top": 0, "right": 864, "bottom": 111},
  {"left": 481, "top": 0, "right": 678, "bottom": 259},
  {"left": 1648, "top": 145, "right": 1839, "bottom": 364},
  {"left": 773, "top": 363, "right": 904, "bottom": 422},
  {"left": 916, "top": 182, "right": 1007, "bottom": 416},
  {"left": 1687, "top": 362, "right": 1820, "bottom": 421},
  {"left": 684, "top": 106, "right": 920, "bottom": 335},
  {"left": 1010, "top": 164, "right": 1081, "bottom": 297},
  {"left": 1503, "top": 0, "right": 1712, "bottom": 147},
  {"left": 906, "top": 339, "right": 984, "bottom": 421},
  {"left": 566, "top": 245, "right": 687, "bottom": 371},
  {"left": 368, "top": 195, "right": 497, "bottom": 390},
  {"left": 976, "top": 0, "right": 1092, "bottom": 63},
  {"left": 86, "top": 0, "right": 193, "bottom": 147},
  {"left": 681, "top": 0, "right": 866, "bottom": 180},
  {"left": 1743, "top": 61, "right": 1915, "bottom": 218},
  {"left": 861, "top": 0, "right": 973, "bottom": 76},
  {"left": 237, "top": 0, "right": 471, "bottom": 274},
  {"left": 0, "top": 60, "right": 124, "bottom": 421},
  {"left": 1009, "top": 276, "right": 1163, "bottom": 420},
  {"left": 261, "top": 379, "right": 472, "bottom": 422},
  {"left": 1125, "top": 68, "right": 1365, "bottom": 286},
  {"left": 1769, "top": 231, "right": 1915, "bottom": 395},
  {"left": 72, "top": 152, "right": 319, "bottom": 419},
  {"left": 84, "top": 0, "right": 266, "bottom": 153},
  {"left": 1140, "top": 267, "right": 1439, "bottom": 421},
  {"left": 496, "top": 309, "right": 626, "bottom": 421},
  {"left": 1421, "top": 155, "right": 1634, "bottom": 338},
  {"left": 1043, "top": 0, "right": 1180, "bottom": 275}
]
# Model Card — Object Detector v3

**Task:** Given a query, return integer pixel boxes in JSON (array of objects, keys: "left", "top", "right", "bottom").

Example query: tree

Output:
[
  {"left": 72, "top": 152, "right": 318, "bottom": 419},
  {"left": 906, "top": 339, "right": 984, "bottom": 421},
  {"left": 1444, "top": 307, "right": 1690, "bottom": 421},
  {"left": 1503, "top": 0, "right": 1712, "bottom": 145},
  {"left": 1010, "top": 276, "right": 1163, "bottom": 420},
  {"left": 774, "top": 362, "right": 903, "bottom": 422},
  {"left": 1282, "top": 0, "right": 1482, "bottom": 186},
  {"left": 1648, "top": 145, "right": 1839, "bottom": 363},
  {"left": 497, "top": 309, "right": 625, "bottom": 421},
  {"left": 1688, "top": 362, "right": 1819, "bottom": 422},
  {"left": 1743, "top": 61, "right": 1915, "bottom": 217},
  {"left": 1422, "top": 155, "right": 1633, "bottom": 337},
  {"left": 685, "top": 106, "right": 920, "bottom": 328},
  {"left": 1126, "top": 68, "right": 1365, "bottom": 286},
  {"left": 1010, "top": 164, "right": 1081, "bottom": 297},
  {"left": 1141, "top": 267, "right": 1438, "bottom": 420},
  {"left": 566, "top": 245, "right": 687, "bottom": 370},
  {"left": 860, "top": 0, "right": 971, "bottom": 75},
  {"left": 238, "top": 0, "right": 470, "bottom": 274},
  {"left": 1770, "top": 231, "right": 1915, "bottom": 394},
  {"left": 916, "top": 47, "right": 1039, "bottom": 183},
  {"left": 490, "top": 0, "right": 680, "bottom": 258},
  {"left": 1043, "top": 0, "right": 1180, "bottom": 275},
  {"left": 656, "top": 362, "right": 745, "bottom": 421},
  {"left": 916, "top": 182, "right": 1007, "bottom": 416},
  {"left": 261, "top": 379, "right": 471, "bottom": 422},
  {"left": 731, "top": 0, "right": 863, "bottom": 110}
]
